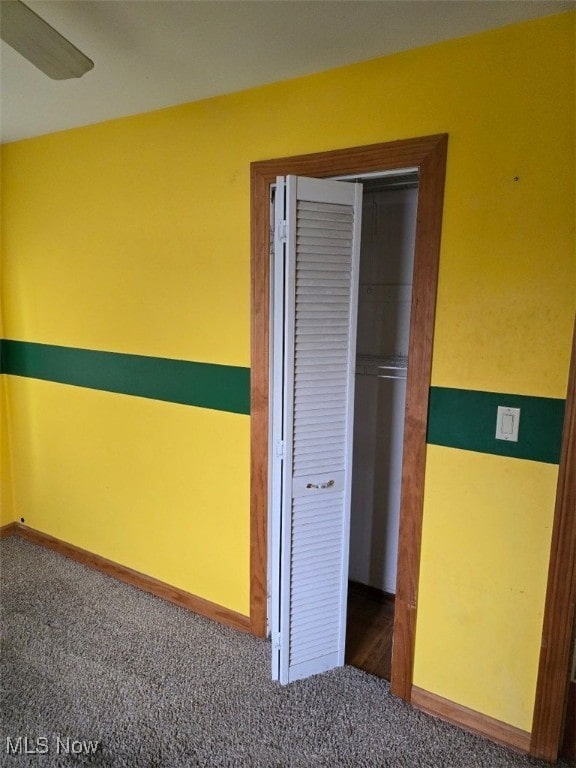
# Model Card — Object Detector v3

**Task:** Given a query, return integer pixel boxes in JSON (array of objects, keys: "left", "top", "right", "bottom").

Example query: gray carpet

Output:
[{"left": 1, "top": 537, "right": 573, "bottom": 768}]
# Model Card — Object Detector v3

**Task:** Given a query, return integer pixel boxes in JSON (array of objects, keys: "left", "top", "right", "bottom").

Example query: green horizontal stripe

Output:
[
  {"left": 1, "top": 342, "right": 564, "bottom": 457},
  {"left": 428, "top": 386, "right": 565, "bottom": 464},
  {"left": 0, "top": 340, "right": 250, "bottom": 415}
]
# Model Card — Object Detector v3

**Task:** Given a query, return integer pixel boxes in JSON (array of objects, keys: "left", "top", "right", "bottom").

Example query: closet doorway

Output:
[
  {"left": 250, "top": 134, "right": 448, "bottom": 700},
  {"left": 346, "top": 174, "right": 418, "bottom": 681}
]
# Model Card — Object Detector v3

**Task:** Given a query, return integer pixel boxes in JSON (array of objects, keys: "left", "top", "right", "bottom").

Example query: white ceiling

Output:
[{"left": 1, "top": 0, "right": 573, "bottom": 144}]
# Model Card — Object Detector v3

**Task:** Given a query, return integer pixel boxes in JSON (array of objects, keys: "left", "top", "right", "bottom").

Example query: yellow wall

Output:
[
  {"left": 0, "top": 279, "right": 15, "bottom": 525},
  {"left": 1, "top": 12, "right": 574, "bottom": 731},
  {"left": 0, "top": 377, "right": 16, "bottom": 527},
  {"left": 414, "top": 447, "right": 559, "bottom": 729},
  {"left": 4, "top": 377, "right": 249, "bottom": 609}
]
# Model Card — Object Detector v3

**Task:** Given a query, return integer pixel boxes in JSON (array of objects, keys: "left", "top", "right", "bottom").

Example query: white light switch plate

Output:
[{"left": 496, "top": 406, "right": 520, "bottom": 442}]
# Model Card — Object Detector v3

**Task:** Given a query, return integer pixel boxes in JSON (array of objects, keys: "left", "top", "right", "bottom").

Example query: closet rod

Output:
[{"left": 356, "top": 372, "right": 407, "bottom": 381}]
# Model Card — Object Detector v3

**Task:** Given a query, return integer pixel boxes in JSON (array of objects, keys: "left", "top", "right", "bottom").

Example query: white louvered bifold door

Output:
[{"left": 271, "top": 175, "right": 362, "bottom": 684}]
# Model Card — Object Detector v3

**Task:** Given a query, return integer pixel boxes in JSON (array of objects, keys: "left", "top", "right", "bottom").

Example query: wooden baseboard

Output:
[
  {"left": 2, "top": 523, "right": 251, "bottom": 634},
  {"left": 0, "top": 522, "right": 19, "bottom": 539},
  {"left": 411, "top": 686, "right": 531, "bottom": 754}
]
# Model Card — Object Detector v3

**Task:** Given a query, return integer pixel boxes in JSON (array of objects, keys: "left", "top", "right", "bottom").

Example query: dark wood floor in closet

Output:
[{"left": 345, "top": 581, "right": 395, "bottom": 680}]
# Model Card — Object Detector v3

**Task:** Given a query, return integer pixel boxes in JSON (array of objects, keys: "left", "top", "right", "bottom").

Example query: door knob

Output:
[{"left": 306, "top": 480, "right": 335, "bottom": 489}]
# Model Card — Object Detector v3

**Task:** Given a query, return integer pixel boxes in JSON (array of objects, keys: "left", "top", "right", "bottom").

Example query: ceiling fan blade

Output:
[{"left": 0, "top": 0, "right": 93, "bottom": 80}]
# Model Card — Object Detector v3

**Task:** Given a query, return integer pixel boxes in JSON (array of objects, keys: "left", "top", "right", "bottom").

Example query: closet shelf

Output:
[{"left": 356, "top": 354, "right": 408, "bottom": 380}]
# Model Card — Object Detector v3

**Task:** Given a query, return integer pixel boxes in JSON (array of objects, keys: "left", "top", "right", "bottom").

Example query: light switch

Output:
[{"left": 496, "top": 406, "right": 520, "bottom": 442}]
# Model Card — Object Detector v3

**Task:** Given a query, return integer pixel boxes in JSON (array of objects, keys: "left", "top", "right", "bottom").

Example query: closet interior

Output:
[{"left": 345, "top": 173, "right": 419, "bottom": 680}]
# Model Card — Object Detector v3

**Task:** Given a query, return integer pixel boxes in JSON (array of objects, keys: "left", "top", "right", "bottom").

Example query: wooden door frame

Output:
[
  {"left": 530, "top": 317, "right": 576, "bottom": 762},
  {"left": 249, "top": 133, "right": 448, "bottom": 701}
]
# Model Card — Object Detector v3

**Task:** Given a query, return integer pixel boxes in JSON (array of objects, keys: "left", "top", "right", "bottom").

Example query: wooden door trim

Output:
[
  {"left": 530, "top": 317, "right": 576, "bottom": 761},
  {"left": 249, "top": 133, "right": 448, "bottom": 703}
]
